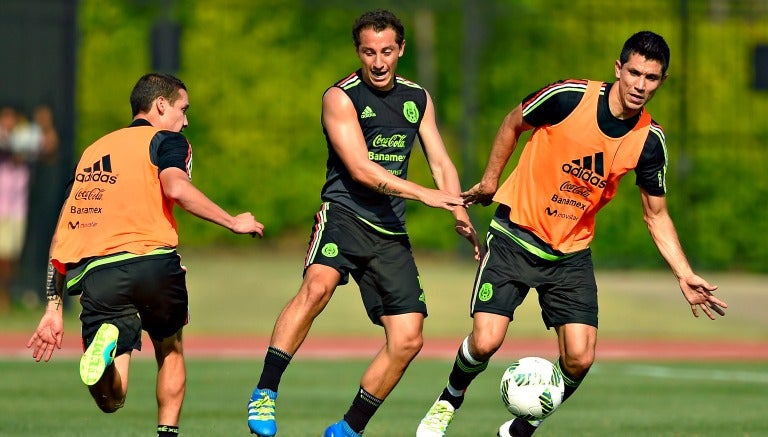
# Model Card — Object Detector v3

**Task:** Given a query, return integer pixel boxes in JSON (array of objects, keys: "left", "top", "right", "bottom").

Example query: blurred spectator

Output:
[
  {"left": 0, "top": 104, "right": 54, "bottom": 312},
  {"left": 31, "top": 105, "right": 59, "bottom": 164},
  {"left": 0, "top": 106, "right": 32, "bottom": 312},
  {"left": 18, "top": 104, "right": 61, "bottom": 308}
]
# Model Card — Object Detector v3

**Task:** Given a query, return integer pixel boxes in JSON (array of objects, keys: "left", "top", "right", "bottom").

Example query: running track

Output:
[{"left": 3, "top": 333, "right": 767, "bottom": 361}]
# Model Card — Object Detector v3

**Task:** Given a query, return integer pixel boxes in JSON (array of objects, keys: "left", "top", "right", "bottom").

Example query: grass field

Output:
[
  {"left": 0, "top": 360, "right": 768, "bottom": 437},
  {"left": 1, "top": 249, "right": 766, "bottom": 436},
  {"left": 1, "top": 358, "right": 766, "bottom": 436}
]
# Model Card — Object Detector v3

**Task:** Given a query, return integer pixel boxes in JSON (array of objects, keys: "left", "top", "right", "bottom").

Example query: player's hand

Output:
[
  {"left": 231, "top": 212, "right": 265, "bottom": 238},
  {"left": 419, "top": 189, "right": 464, "bottom": 212},
  {"left": 461, "top": 182, "right": 496, "bottom": 207},
  {"left": 27, "top": 309, "right": 64, "bottom": 362},
  {"left": 454, "top": 217, "right": 482, "bottom": 261},
  {"left": 678, "top": 274, "right": 727, "bottom": 320}
]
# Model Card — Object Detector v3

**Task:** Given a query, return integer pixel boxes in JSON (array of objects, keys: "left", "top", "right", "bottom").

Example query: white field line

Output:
[{"left": 621, "top": 364, "right": 768, "bottom": 384}]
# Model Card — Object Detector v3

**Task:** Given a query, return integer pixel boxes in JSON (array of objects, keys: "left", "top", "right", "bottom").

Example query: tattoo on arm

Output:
[
  {"left": 373, "top": 182, "right": 401, "bottom": 196},
  {"left": 45, "top": 261, "right": 64, "bottom": 309}
]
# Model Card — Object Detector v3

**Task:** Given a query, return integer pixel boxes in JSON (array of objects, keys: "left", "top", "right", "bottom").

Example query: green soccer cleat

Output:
[
  {"left": 79, "top": 323, "right": 118, "bottom": 386},
  {"left": 417, "top": 399, "right": 456, "bottom": 437}
]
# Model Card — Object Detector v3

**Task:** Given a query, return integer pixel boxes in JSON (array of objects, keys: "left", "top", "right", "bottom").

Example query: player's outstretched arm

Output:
[
  {"left": 462, "top": 104, "right": 531, "bottom": 207},
  {"left": 160, "top": 167, "right": 264, "bottom": 237},
  {"left": 417, "top": 91, "right": 481, "bottom": 259},
  {"left": 640, "top": 189, "right": 727, "bottom": 319}
]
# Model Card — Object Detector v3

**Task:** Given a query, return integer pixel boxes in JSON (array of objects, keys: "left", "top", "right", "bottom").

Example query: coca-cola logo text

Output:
[
  {"left": 559, "top": 182, "right": 592, "bottom": 198},
  {"left": 74, "top": 188, "right": 105, "bottom": 201}
]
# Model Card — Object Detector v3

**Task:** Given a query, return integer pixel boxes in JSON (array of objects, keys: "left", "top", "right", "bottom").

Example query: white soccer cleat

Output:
[{"left": 497, "top": 419, "right": 515, "bottom": 437}]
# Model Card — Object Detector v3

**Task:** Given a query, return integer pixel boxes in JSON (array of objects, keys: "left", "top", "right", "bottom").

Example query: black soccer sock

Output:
[
  {"left": 256, "top": 346, "right": 292, "bottom": 392},
  {"left": 509, "top": 418, "right": 537, "bottom": 437},
  {"left": 157, "top": 425, "right": 178, "bottom": 436},
  {"left": 555, "top": 357, "right": 585, "bottom": 403},
  {"left": 343, "top": 387, "right": 383, "bottom": 434},
  {"left": 439, "top": 336, "right": 489, "bottom": 409}
]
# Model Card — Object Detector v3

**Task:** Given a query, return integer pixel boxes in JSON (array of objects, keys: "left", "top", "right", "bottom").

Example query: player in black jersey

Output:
[{"left": 246, "top": 9, "right": 480, "bottom": 437}]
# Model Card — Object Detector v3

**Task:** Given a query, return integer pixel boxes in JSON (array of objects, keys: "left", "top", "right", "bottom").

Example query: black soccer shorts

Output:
[
  {"left": 304, "top": 203, "right": 427, "bottom": 325},
  {"left": 470, "top": 229, "right": 598, "bottom": 328}
]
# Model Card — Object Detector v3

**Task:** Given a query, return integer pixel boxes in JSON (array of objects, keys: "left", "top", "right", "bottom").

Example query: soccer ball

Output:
[{"left": 500, "top": 356, "right": 564, "bottom": 421}]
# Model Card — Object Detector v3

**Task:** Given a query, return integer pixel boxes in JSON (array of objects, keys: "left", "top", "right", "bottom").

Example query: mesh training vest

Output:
[
  {"left": 51, "top": 126, "right": 179, "bottom": 272},
  {"left": 493, "top": 80, "right": 651, "bottom": 253}
]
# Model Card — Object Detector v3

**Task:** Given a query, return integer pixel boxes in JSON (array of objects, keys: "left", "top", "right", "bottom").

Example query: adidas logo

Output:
[
  {"left": 360, "top": 106, "right": 376, "bottom": 119},
  {"left": 86, "top": 154, "right": 112, "bottom": 173},
  {"left": 561, "top": 152, "right": 606, "bottom": 189},
  {"left": 75, "top": 154, "right": 117, "bottom": 184}
]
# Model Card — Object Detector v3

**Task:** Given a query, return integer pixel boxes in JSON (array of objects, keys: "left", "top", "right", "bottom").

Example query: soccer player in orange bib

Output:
[
  {"left": 417, "top": 31, "right": 728, "bottom": 437},
  {"left": 27, "top": 73, "right": 264, "bottom": 437}
]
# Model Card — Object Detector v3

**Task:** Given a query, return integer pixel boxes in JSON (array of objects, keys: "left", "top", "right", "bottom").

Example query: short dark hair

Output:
[
  {"left": 620, "top": 31, "right": 670, "bottom": 76},
  {"left": 352, "top": 9, "right": 405, "bottom": 49},
  {"left": 130, "top": 73, "right": 186, "bottom": 117}
]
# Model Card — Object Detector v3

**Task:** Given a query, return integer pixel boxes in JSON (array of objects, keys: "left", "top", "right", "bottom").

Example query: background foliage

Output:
[{"left": 75, "top": 0, "right": 768, "bottom": 271}]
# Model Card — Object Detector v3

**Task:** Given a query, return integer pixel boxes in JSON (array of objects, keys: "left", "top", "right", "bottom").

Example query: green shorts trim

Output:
[{"left": 65, "top": 247, "right": 177, "bottom": 294}]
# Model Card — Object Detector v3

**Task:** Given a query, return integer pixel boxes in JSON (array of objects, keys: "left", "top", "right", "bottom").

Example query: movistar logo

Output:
[
  {"left": 561, "top": 152, "right": 606, "bottom": 189},
  {"left": 75, "top": 155, "right": 117, "bottom": 184},
  {"left": 545, "top": 206, "right": 578, "bottom": 221},
  {"left": 361, "top": 106, "right": 376, "bottom": 119},
  {"left": 68, "top": 221, "right": 97, "bottom": 229}
]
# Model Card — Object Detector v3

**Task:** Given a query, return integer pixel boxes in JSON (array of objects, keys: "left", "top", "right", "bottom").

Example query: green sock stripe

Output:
[
  {"left": 455, "top": 353, "right": 488, "bottom": 374},
  {"left": 555, "top": 358, "right": 582, "bottom": 388}
]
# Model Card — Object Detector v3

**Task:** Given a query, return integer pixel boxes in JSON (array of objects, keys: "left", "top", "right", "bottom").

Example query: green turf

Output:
[
  {"left": 3, "top": 250, "right": 765, "bottom": 436},
  {"left": 1, "top": 358, "right": 766, "bottom": 436}
]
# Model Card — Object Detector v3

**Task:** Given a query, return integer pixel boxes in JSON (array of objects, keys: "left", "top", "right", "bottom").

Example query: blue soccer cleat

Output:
[
  {"left": 324, "top": 419, "right": 361, "bottom": 437},
  {"left": 247, "top": 388, "right": 278, "bottom": 436},
  {"left": 80, "top": 323, "right": 119, "bottom": 386}
]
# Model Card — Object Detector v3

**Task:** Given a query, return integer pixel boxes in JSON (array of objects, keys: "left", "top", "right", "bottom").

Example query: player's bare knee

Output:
[
  {"left": 560, "top": 354, "right": 593, "bottom": 377},
  {"left": 470, "top": 335, "right": 503, "bottom": 359},
  {"left": 388, "top": 333, "right": 423, "bottom": 360},
  {"left": 299, "top": 281, "right": 334, "bottom": 308}
]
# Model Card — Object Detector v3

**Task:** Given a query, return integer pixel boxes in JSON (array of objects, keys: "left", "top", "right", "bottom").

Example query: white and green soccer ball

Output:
[{"left": 500, "top": 356, "right": 564, "bottom": 421}]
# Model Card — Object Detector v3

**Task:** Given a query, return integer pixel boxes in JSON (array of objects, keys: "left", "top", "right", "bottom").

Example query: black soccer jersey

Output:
[{"left": 320, "top": 69, "right": 428, "bottom": 233}]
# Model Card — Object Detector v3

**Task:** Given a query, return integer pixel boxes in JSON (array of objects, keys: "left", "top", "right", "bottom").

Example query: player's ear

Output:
[
  {"left": 614, "top": 59, "right": 622, "bottom": 79},
  {"left": 155, "top": 96, "right": 166, "bottom": 115}
]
